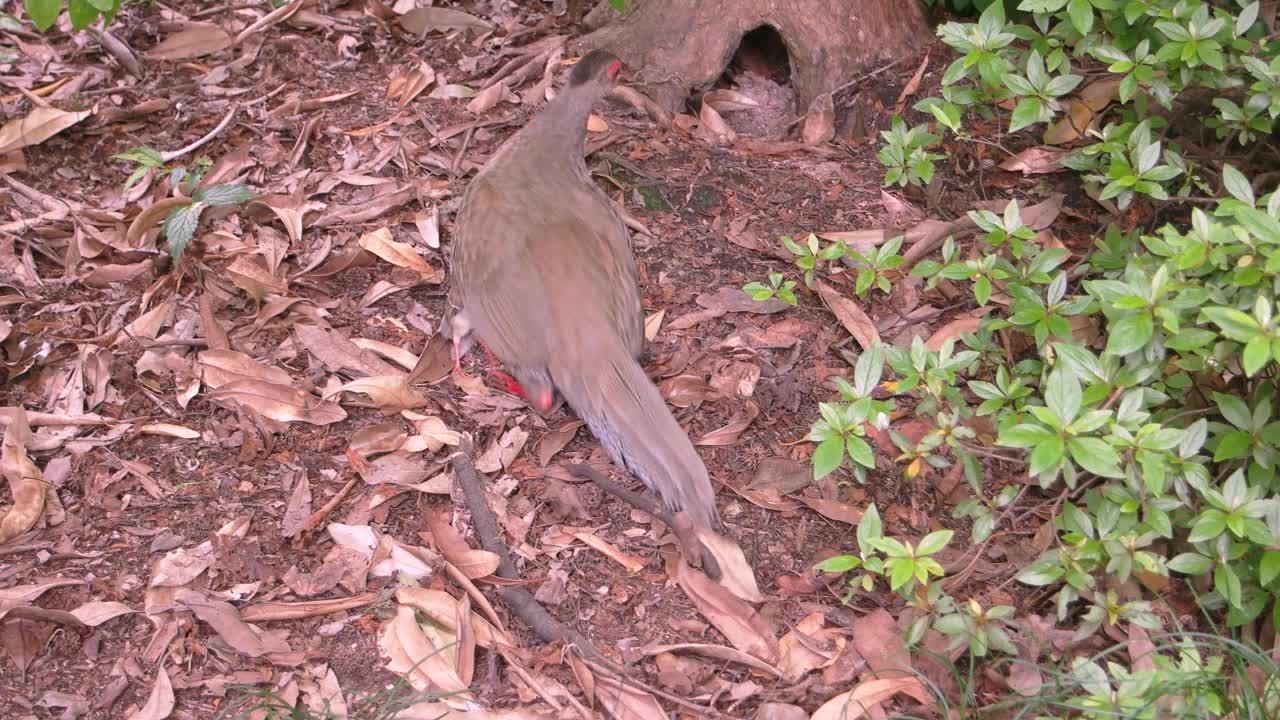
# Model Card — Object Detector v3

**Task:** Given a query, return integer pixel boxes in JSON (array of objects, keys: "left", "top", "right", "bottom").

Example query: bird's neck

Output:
[{"left": 502, "top": 81, "right": 607, "bottom": 172}]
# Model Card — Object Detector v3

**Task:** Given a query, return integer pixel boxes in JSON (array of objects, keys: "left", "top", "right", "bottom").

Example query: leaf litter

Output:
[{"left": 0, "top": 0, "right": 1059, "bottom": 716}]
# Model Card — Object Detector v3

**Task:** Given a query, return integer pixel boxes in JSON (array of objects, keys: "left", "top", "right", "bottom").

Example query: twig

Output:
[
  {"left": 160, "top": 106, "right": 238, "bottom": 162},
  {"left": 299, "top": 475, "right": 358, "bottom": 533}
]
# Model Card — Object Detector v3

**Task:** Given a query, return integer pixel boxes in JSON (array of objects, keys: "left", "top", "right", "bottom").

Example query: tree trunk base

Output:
[{"left": 572, "top": 0, "right": 931, "bottom": 114}]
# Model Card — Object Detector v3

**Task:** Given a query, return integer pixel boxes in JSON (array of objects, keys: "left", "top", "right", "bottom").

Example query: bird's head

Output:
[{"left": 569, "top": 50, "right": 623, "bottom": 88}]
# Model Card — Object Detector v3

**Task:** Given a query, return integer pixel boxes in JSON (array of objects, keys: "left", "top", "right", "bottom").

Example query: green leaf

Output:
[
  {"left": 1187, "top": 510, "right": 1227, "bottom": 543},
  {"left": 1105, "top": 313, "right": 1153, "bottom": 356},
  {"left": 1213, "top": 392, "right": 1252, "bottom": 430},
  {"left": 1044, "top": 367, "right": 1082, "bottom": 424},
  {"left": 1068, "top": 0, "right": 1094, "bottom": 33},
  {"left": 846, "top": 435, "right": 875, "bottom": 469},
  {"left": 1167, "top": 553, "right": 1213, "bottom": 575},
  {"left": 24, "top": 0, "right": 62, "bottom": 31},
  {"left": 1029, "top": 435, "right": 1065, "bottom": 475},
  {"left": 162, "top": 203, "right": 202, "bottom": 263},
  {"left": 1202, "top": 306, "right": 1261, "bottom": 341},
  {"left": 1244, "top": 335, "right": 1271, "bottom": 376},
  {"left": 889, "top": 559, "right": 915, "bottom": 590},
  {"left": 815, "top": 555, "right": 861, "bottom": 573},
  {"left": 607, "top": 0, "right": 624, "bottom": 11},
  {"left": 1222, "top": 164, "right": 1255, "bottom": 206},
  {"left": 66, "top": 0, "right": 97, "bottom": 29},
  {"left": 1009, "top": 98, "right": 1043, "bottom": 133},
  {"left": 193, "top": 183, "right": 256, "bottom": 206},
  {"left": 999, "top": 423, "right": 1055, "bottom": 448},
  {"left": 1068, "top": 437, "right": 1125, "bottom": 478},
  {"left": 1236, "top": 1, "right": 1260, "bottom": 36},
  {"left": 813, "top": 436, "right": 844, "bottom": 480},
  {"left": 1213, "top": 430, "right": 1251, "bottom": 461},
  {"left": 1261, "top": 550, "right": 1280, "bottom": 586},
  {"left": 917, "top": 530, "right": 953, "bottom": 556}
]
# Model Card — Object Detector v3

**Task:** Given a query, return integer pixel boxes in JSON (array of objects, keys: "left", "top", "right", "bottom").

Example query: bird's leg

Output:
[{"left": 478, "top": 341, "right": 528, "bottom": 399}]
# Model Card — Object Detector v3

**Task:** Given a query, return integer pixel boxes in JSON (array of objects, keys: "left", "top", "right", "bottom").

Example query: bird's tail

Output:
[{"left": 554, "top": 344, "right": 719, "bottom": 529}]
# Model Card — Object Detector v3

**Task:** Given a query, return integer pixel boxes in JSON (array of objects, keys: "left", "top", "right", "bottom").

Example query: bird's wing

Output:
[{"left": 451, "top": 177, "right": 641, "bottom": 369}]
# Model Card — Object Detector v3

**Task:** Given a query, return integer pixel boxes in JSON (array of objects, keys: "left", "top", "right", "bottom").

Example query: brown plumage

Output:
[{"left": 447, "top": 50, "right": 719, "bottom": 530}]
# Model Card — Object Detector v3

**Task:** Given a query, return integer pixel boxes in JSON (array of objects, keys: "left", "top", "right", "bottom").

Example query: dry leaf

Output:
[
  {"left": 145, "top": 24, "right": 233, "bottom": 61},
  {"left": 998, "top": 146, "right": 1069, "bottom": 174},
  {"left": 800, "top": 496, "right": 864, "bottom": 525},
  {"left": 802, "top": 92, "right": 835, "bottom": 145},
  {"left": 137, "top": 423, "right": 200, "bottom": 439},
  {"left": 566, "top": 528, "right": 647, "bottom": 573},
  {"left": 595, "top": 675, "right": 667, "bottom": 720},
  {"left": 643, "top": 309, "right": 665, "bottom": 341},
  {"left": 125, "top": 665, "right": 175, "bottom": 720},
  {"left": 210, "top": 381, "right": 347, "bottom": 425},
  {"left": 0, "top": 106, "right": 95, "bottom": 154},
  {"left": 426, "top": 511, "right": 500, "bottom": 579},
  {"left": 676, "top": 562, "right": 778, "bottom": 663},
  {"left": 69, "top": 601, "right": 134, "bottom": 627},
  {"left": 358, "top": 227, "right": 440, "bottom": 281},
  {"left": 810, "top": 677, "right": 933, "bottom": 720},
  {"left": 398, "top": 6, "right": 492, "bottom": 36},
  {"left": 815, "top": 280, "right": 880, "bottom": 350},
  {"left": 645, "top": 643, "right": 782, "bottom": 678},
  {"left": 696, "top": 530, "right": 763, "bottom": 602},
  {"left": 198, "top": 350, "right": 294, "bottom": 388},
  {"left": 894, "top": 54, "right": 930, "bottom": 115},
  {"left": 1, "top": 408, "right": 46, "bottom": 544},
  {"left": 329, "top": 376, "right": 428, "bottom": 413}
]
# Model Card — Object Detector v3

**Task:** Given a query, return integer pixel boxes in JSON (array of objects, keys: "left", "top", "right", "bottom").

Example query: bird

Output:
[{"left": 446, "top": 49, "right": 720, "bottom": 531}]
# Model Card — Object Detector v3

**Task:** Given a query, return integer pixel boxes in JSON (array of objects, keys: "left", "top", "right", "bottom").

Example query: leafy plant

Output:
[
  {"left": 743, "top": 272, "right": 798, "bottom": 305},
  {"left": 23, "top": 0, "right": 121, "bottom": 31},
  {"left": 160, "top": 184, "right": 256, "bottom": 263}
]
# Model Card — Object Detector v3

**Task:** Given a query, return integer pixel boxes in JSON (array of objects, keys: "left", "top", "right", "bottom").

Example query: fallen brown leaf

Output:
[
  {"left": 425, "top": 510, "right": 500, "bottom": 580},
  {"left": 810, "top": 677, "right": 934, "bottom": 720},
  {"left": 0, "top": 105, "right": 95, "bottom": 154},
  {"left": 145, "top": 24, "right": 232, "bottom": 60},
  {"left": 815, "top": 280, "right": 880, "bottom": 350},
  {"left": 1, "top": 408, "right": 45, "bottom": 544},
  {"left": 676, "top": 561, "right": 778, "bottom": 663}
]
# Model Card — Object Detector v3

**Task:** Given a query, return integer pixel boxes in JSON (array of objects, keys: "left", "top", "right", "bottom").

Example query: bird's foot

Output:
[{"left": 491, "top": 368, "right": 528, "bottom": 399}]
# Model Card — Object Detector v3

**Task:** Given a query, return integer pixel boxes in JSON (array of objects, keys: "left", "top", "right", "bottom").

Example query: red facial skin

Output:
[{"left": 607, "top": 59, "right": 622, "bottom": 81}]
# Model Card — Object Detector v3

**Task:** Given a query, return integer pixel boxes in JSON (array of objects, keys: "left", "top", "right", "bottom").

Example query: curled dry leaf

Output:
[
  {"left": 401, "top": 412, "right": 461, "bottom": 453},
  {"left": 145, "top": 24, "right": 233, "bottom": 60},
  {"left": 643, "top": 309, "right": 665, "bottom": 342},
  {"left": 378, "top": 604, "right": 470, "bottom": 694},
  {"left": 426, "top": 510, "right": 500, "bottom": 579},
  {"left": 210, "top": 380, "right": 347, "bottom": 425},
  {"left": 390, "top": 61, "right": 437, "bottom": 110},
  {"left": 802, "top": 92, "right": 835, "bottom": 145},
  {"left": 1, "top": 408, "right": 46, "bottom": 544},
  {"left": 137, "top": 423, "right": 200, "bottom": 439},
  {"left": 696, "top": 530, "right": 763, "bottom": 602},
  {"left": 349, "top": 423, "right": 408, "bottom": 457},
  {"left": 778, "top": 613, "right": 834, "bottom": 681},
  {"left": 125, "top": 665, "right": 175, "bottom": 720},
  {"left": 329, "top": 375, "right": 428, "bottom": 413},
  {"left": 1043, "top": 77, "right": 1120, "bottom": 145},
  {"left": 815, "top": 279, "right": 880, "bottom": 350},
  {"left": 695, "top": 400, "right": 758, "bottom": 446},
  {"left": 358, "top": 227, "right": 440, "bottom": 281},
  {"left": 594, "top": 675, "right": 668, "bottom": 720},
  {"left": 226, "top": 255, "right": 288, "bottom": 300},
  {"left": 198, "top": 349, "right": 294, "bottom": 388},
  {"left": 396, "top": 587, "right": 510, "bottom": 650},
  {"left": 536, "top": 420, "right": 582, "bottom": 466},
  {"left": 800, "top": 496, "right": 864, "bottom": 525},
  {"left": 295, "top": 325, "right": 401, "bottom": 377},
  {"left": 398, "top": 6, "right": 493, "bottom": 36},
  {"left": 586, "top": 114, "right": 609, "bottom": 133},
  {"left": 697, "top": 93, "right": 737, "bottom": 146},
  {"left": 0, "top": 105, "right": 95, "bottom": 154},
  {"left": 467, "top": 81, "right": 517, "bottom": 114},
  {"left": 646, "top": 643, "right": 783, "bottom": 678},
  {"left": 809, "top": 677, "right": 933, "bottom": 720},
  {"left": 412, "top": 206, "right": 440, "bottom": 249},
  {"left": 566, "top": 527, "right": 647, "bottom": 573},
  {"left": 998, "top": 146, "right": 1070, "bottom": 175},
  {"left": 676, "top": 561, "right": 778, "bottom": 663},
  {"left": 474, "top": 425, "right": 528, "bottom": 473},
  {"left": 69, "top": 601, "right": 135, "bottom": 627}
]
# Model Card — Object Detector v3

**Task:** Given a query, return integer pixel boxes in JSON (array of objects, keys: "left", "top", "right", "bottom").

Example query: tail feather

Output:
[{"left": 553, "top": 344, "right": 719, "bottom": 529}]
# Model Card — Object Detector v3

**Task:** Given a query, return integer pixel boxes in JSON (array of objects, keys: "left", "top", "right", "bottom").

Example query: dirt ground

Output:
[{"left": 0, "top": 2, "right": 1108, "bottom": 718}]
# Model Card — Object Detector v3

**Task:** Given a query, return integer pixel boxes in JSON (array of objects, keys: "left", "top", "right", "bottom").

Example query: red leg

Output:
[{"left": 477, "top": 341, "right": 527, "bottom": 398}]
